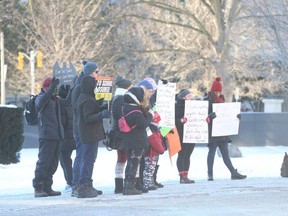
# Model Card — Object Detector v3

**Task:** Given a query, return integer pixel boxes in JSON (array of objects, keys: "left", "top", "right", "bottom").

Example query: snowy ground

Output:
[{"left": 1, "top": 145, "right": 288, "bottom": 216}]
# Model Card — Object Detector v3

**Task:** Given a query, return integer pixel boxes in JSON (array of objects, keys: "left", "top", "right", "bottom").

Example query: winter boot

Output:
[
  {"left": 153, "top": 165, "right": 164, "bottom": 188},
  {"left": 208, "top": 171, "right": 214, "bottom": 181},
  {"left": 180, "top": 172, "right": 195, "bottom": 184},
  {"left": 135, "top": 177, "right": 148, "bottom": 193},
  {"left": 114, "top": 178, "right": 123, "bottom": 194},
  {"left": 34, "top": 182, "right": 48, "bottom": 198},
  {"left": 44, "top": 188, "right": 61, "bottom": 196},
  {"left": 77, "top": 183, "right": 98, "bottom": 198},
  {"left": 231, "top": 169, "right": 247, "bottom": 180},
  {"left": 123, "top": 179, "right": 142, "bottom": 195}
]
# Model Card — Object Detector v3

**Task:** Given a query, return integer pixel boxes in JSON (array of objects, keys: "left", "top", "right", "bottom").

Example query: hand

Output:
[
  {"left": 51, "top": 77, "right": 60, "bottom": 88},
  {"left": 161, "top": 79, "right": 168, "bottom": 84},
  {"left": 101, "top": 110, "right": 111, "bottom": 119},
  {"left": 206, "top": 112, "right": 216, "bottom": 124},
  {"left": 220, "top": 94, "right": 225, "bottom": 101},
  {"left": 237, "top": 114, "right": 241, "bottom": 120},
  {"left": 181, "top": 117, "right": 187, "bottom": 124}
]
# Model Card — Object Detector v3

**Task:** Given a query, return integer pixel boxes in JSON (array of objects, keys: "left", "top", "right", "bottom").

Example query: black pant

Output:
[
  {"left": 176, "top": 143, "right": 195, "bottom": 172},
  {"left": 125, "top": 149, "right": 144, "bottom": 181},
  {"left": 33, "top": 138, "right": 60, "bottom": 190}
]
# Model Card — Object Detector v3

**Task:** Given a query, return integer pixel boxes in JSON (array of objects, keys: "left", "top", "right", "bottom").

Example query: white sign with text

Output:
[
  {"left": 212, "top": 102, "right": 241, "bottom": 137},
  {"left": 183, "top": 100, "right": 209, "bottom": 143}
]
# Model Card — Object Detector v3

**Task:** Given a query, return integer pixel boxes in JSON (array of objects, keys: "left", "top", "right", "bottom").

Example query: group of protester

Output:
[{"left": 32, "top": 61, "right": 246, "bottom": 198}]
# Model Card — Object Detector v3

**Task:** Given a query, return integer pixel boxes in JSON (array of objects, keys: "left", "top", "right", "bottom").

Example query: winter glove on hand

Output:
[
  {"left": 161, "top": 79, "right": 168, "bottom": 84},
  {"left": 50, "top": 77, "right": 60, "bottom": 88},
  {"left": 206, "top": 112, "right": 216, "bottom": 124},
  {"left": 181, "top": 117, "right": 188, "bottom": 124},
  {"left": 101, "top": 110, "right": 111, "bottom": 119},
  {"left": 237, "top": 114, "right": 241, "bottom": 120}
]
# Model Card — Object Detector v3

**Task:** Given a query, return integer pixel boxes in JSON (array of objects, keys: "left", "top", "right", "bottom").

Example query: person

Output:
[
  {"left": 175, "top": 89, "right": 196, "bottom": 184},
  {"left": 58, "top": 84, "right": 76, "bottom": 192},
  {"left": 32, "top": 77, "right": 63, "bottom": 197},
  {"left": 143, "top": 110, "right": 166, "bottom": 191},
  {"left": 111, "top": 76, "right": 133, "bottom": 194},
  {"left": 76, "top": 75, "right": 111, "bottom": 198},
  {"left": 205, "top": 77, "right": 247, "bottom": 181},
  {"left": 121, "top": 87, "right": 153, "bottom": 195},
  {"left": 71, "top": 61, "right": 100, "bottom": 197}
]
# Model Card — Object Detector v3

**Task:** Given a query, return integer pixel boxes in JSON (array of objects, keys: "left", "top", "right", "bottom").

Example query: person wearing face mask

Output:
[
  {"left": 175, "top": 89, "right": 196, "bottom": 184},
  {"left": 33, "top": 76, "right": 63, "bottom": 198}
]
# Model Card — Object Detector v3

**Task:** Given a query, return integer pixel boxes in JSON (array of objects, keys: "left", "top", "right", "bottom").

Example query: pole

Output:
[
  {"left": 30, "top": 50, "right": 36, "bottom": 95},
  {"left": 0, "top": 32, "right": 5, "bottom": 104}
]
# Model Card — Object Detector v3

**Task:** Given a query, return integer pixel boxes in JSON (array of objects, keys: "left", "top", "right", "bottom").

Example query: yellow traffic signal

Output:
[
  {"left": 17, "top": 52, "right": 24, "bottom": 70},
  {"left": 36, "top": 51, "right": 43, "bottom": 68}
]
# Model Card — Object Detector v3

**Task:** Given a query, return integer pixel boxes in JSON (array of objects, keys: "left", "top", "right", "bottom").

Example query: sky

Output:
[{"left": 1, "top": 145, "right": 288, "bottom": 216}]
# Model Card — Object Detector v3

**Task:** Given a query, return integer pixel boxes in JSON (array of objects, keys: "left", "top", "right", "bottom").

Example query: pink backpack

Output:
[{"left": 118, "top": 107, "right": 142, "bottom": 132}]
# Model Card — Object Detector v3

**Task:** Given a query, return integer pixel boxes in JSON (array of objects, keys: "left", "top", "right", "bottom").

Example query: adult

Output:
[
  {"left": 205, "top": 77, "right": 247, "bottom": 181},
  {"left": 33, "top": 77, "right": 62, "bottom": 197},
  {"left": 111, "top": 76, "right": 133, "bottom": 194},
  {"left": 175, "top": 89, "right": 196, "bottom": 184}
]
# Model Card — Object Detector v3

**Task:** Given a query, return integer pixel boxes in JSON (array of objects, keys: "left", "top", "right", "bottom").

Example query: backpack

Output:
[
  {"left": 118, "top": 107, "right": 142, "bottom": 132},
  {"left": 24, "top": 95, "right": 39, "bottom": 126},
  {"left": 281, "top": 152, "right": 288, "bottom": 177}
]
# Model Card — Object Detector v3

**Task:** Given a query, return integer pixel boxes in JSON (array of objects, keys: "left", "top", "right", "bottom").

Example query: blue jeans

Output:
[
  {"left": 207, "top": 141, "right": 235, "bottom": 175},
  {"left": 79, "top": 142, "right": 99, "bottom": 185},
  {"left": 72, "top": 135, "right": 83, "bottom": 186}
]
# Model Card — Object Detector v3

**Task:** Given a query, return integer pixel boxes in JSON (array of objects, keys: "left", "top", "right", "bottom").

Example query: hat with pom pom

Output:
[{"left": 210, "top": 77, "right": 222, "bottom": 92}]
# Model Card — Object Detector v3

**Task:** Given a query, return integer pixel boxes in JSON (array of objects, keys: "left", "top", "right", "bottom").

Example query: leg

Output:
[
  {"left": 59, "top": 139, "right": 74, "bottom": 187},
  {"left": 143, "top": 156, "right": 157, "bottom": 190},
  {"left": 207, "top": 142, "right": 218, "bottom": 181},
  {"left": 72, "top": 135, "right": 83, "bottom": 186}
]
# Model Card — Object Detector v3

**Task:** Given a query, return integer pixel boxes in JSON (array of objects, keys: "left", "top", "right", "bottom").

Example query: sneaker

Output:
[{"left": 64, "top": 185, "right": 72, "bottom": 193}]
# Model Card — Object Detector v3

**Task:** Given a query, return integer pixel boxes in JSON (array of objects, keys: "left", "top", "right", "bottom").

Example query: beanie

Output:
[
  {"left": 115, "top": 75, "right": 132, "bottom": 89},
  {"left": 177, "top": 89, "right": 191, "bottom": 100},
  {"left": 137, "top": 80, "right": 153, "bottom": 90},
  {"left": 124, "top": 87, "right": 144, "bottom": 105},
  {"left": 83, "top": 62, "right": 98, "bottom": 76},
  {"left": 42, "top": 77, "right": 52, "bottom": 91},
  {"left": 210, "top": 77, "right": 222, "bottom": 92},
  {"left": 143, "top": 77, "right": 157, "bottom": 91}
]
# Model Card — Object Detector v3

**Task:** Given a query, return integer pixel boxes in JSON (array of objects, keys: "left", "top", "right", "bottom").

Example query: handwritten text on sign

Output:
[
  {"left": 156, "top": 82, "right": 176, "bottom": 128},
  {"left": 212, "top": 102, "right": 241, "bottom": 137},
  {"left": 183, "top": 100, "right": 209, "bottom": 143}
]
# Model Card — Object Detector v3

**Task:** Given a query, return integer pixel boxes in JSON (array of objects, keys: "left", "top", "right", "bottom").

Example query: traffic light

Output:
[
  {"left": 36, "top": 51, "right": 43, "bottom": 68},
  {"left": 17, "top": 52, "right": 24, "bottom": 70}
]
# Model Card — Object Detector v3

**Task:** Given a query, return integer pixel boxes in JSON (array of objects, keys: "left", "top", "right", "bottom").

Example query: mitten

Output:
[
  {"left": 101, "top": 110, "right": 111, "bottom": 119},
  {"left": 50, "top": 77, "right": 60, "bottom": 88},
  {"left": 237, "top": 113, "right": 241, "bottom": 120},
  {"left": 181, "top": 117, "right": 188, "bottom": 124}
]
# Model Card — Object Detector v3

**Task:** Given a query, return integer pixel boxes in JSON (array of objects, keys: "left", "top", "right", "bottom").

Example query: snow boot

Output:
[
  {"left": 123, "top": 179, "right": 142, "bottom": 195},
  {"left": 34, "top": 182, "right": 48, "bottom": 198},
  {"left": 208, "top": 171, "right": 214, "bottom": 181},
  {"left": 114, "top": 178, "right": 123, "bottom": 194},
  {"left": 153, "top": 165, "right": 164, "bottom": 188},
  {"left": 231, "top": 169, "right": 247, "bottom": 180},
  {"left": 135, "top": 177, "right": 148, "bottom": 193},
  {"left": 77, "top": 183, "right": 98, "bottom": 198},
  {"left": 180, "top": 171, "right": 195, "bottom": 184},
  {"left": 44, "top": 188, "right": 61, "bottom": 196}
]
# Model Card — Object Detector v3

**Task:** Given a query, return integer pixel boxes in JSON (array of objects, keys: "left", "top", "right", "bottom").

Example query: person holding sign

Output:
[
  {"left": 175, "top": 89, "right": 196, "bottom": 184},
  {"left": 205, "top": 77, "right": 246, "bottom": 181}
]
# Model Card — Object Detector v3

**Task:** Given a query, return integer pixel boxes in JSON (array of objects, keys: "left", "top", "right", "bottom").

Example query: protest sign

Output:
[
  {"left": 53, "top": 61, "right": 76, "bottom": 87},
  {"left": 212, "top": 102, "right": 241, "bottom": 137},
  {"left": 183, "top": 100, "right": 209, "bottom": 143},
  {"left": 95, "top": 77, "right": 113, "bottom": 101}
]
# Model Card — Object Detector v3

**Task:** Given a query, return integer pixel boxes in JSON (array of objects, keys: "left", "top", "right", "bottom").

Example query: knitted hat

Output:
[
  {"left": 115, "top": 75, "right": 132, "bottom": 89},
  {"left": 42, "top": 77, "right": 52, "bottom": 91},
  {"left": 210, "top": 77, "right": 222, "bottom": 92},
  {"left": 143, "top": 77, "right": 157, "bottom": 91},
  {"left": 177, "top": 89, "right": 191, "bottom": 100},
  {"left": 124, "top": 87, "right": 145, "bottom": 105},
  {"left": 137, "top": 80, "right": 153, "bottom": 90},
  {"left": 83, "top": 61, "right": 98, "bottom": 76}
]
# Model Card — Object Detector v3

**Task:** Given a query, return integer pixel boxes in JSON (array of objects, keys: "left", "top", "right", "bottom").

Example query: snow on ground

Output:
[{"left": 1, "top": 145, "right": 288, "bottom": 216}]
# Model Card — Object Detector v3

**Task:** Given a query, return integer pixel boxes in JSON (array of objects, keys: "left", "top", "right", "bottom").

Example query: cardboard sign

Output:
[
  {"left": 166, "top": 127, "right": 181, "bottom": 158},
  {"left": 95, "top": 77, "right": 113, "bottom": 101},
  {"left": 212, "top": 102, "right": 241, "bottom": 137},
  {"left": 53, "top": 61, "right": 77, "bottom": 87},
  {"left": 183, "top": 100, "right": 209, "bottom": 144}
]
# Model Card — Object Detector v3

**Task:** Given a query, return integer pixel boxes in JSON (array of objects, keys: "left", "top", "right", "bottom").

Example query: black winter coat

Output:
[
  {"left": 121, "top": 104, "right": 153, "bottom": 150},
  {"left": 35, "top": 87, "right": 64, "bottom": 140},
  {"left": 71, "top": 73, "right": 83, "bottom": 136},
  {"left": 175, "top": 95, "right": 186, "bottom": 143}
]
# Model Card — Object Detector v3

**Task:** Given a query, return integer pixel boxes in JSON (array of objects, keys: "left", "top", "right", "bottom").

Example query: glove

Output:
[
  {"left": 161, "top": 79, "right": 168, "bottom": 84},
  {"left": 237, "top": 114, "right": 241, "bottom": 120},
  {"left": 206, "top": 112, "right": 216, "bottom": 124},
  {"left": 181, "top": 117, "right": 188, "bottom": 124},
  {"left": 101, "top": 110, "right": 111, "bottom": 119},
  {"left": 50, "top": 77, "right": 60, "bottom": 88}
]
